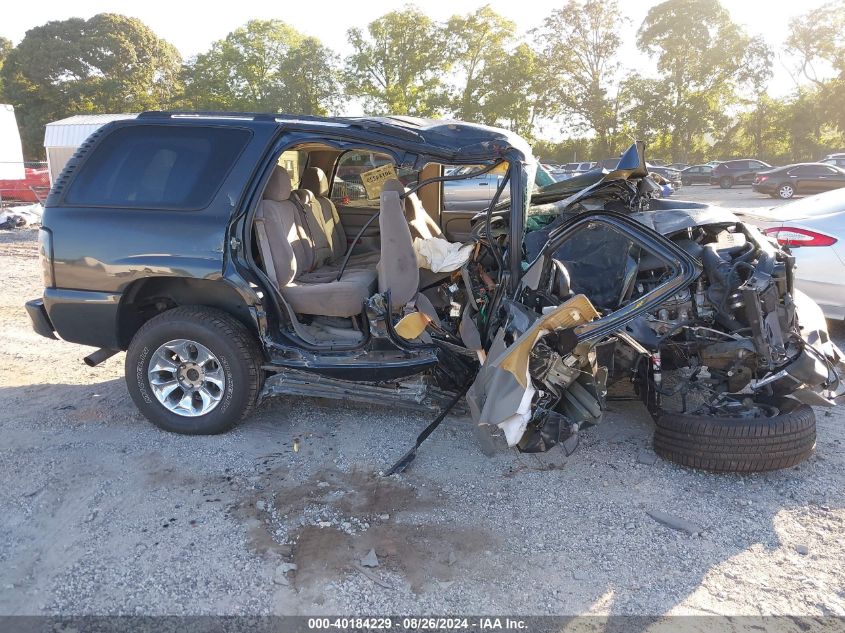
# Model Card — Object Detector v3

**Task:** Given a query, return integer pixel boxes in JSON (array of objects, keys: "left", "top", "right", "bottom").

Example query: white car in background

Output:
[{"left": 735, "top": 188, "right": 845, "bottom": 320}]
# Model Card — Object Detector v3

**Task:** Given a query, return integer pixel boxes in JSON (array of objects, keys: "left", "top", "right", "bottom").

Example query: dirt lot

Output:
[{"left": 2, "top": 186, "right": 845, "bottom": 617}]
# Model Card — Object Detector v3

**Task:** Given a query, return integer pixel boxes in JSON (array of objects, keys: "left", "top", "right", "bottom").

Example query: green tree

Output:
[
  {"left": 444, "top": 6, "right": 515, "bottom": 121},
  {"left": 785, "top": 1, "right": 845, "bottom": 136},
  {"left": 345, "top": 7, "right": 449, "bottom": 116},
  {"left": 785, "top": 0, "right": 845, "bottom": 85},
  {"left": 0, "top": 36, "right": 11, "bottom": 98},
  {"left": 476, "top": 44, "right": 550, "bottom": 139},
  {"left": 1, "top": 14, "right": 181, "bottom": 158},
  {"left": 534, "top": 0, "right": 627, "bottom": 156},
  {"left": 633, "top": 0, "right": 756, "bottom": 162},
  {"left": 182, "top": 20, "right": 340, "bottom": 115}
]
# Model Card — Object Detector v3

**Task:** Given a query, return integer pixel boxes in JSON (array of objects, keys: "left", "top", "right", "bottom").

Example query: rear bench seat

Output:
[
  {"left": 255, "top": 167, "right": 377, "bottom": 317},
  {"left": 299, "top": 166, "right": 380, "bottom": 268}
]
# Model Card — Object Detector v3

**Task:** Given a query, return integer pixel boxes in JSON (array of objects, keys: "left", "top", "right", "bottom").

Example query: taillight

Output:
[
  {"left": 763, "top": 227, "right": 837, "bottom": 247},
  {"left": 755, "top": 175, "right": 768, "bottom": 183},
  {"left": 38, "top": 228, "right": 55, "bottom": 287}
]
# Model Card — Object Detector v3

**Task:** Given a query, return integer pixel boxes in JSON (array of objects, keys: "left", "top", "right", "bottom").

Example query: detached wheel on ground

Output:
[
  {"left": 653, "top": 397, "right": 815, "bottom": 472},
  {"left": 125, "top": 306, "right": 263, "bottom": 434}
]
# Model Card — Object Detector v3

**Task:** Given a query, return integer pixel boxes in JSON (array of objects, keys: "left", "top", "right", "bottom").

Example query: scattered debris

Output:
[
  {"left": 795, "top": 544, "right": 809, "bottom": 556},
  {"left": 646, "top": 510, "right": 701, "bottom": 535},
  {"left": 274, "top": 561, "right": 297, "bottom": 585},
  {"left": 353, "top": 563, "right": 391, "bottom": 590},
  {"left": 360, "top": 548, "right": 379, "bottom": 568}
]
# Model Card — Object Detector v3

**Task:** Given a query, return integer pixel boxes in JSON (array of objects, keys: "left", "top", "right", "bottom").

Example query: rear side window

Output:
[{"left": 64, "top": 125, "right": 251, "bottom": 209}]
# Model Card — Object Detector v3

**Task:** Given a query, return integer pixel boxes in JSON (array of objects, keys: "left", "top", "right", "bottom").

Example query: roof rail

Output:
[{"left": 138, "top": 110, "right": 279, "bottom": 122}]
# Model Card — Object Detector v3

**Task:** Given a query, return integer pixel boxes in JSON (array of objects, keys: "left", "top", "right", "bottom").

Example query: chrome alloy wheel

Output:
[{"left": 148, "top": 339, "right": 225, "bottom": 417}]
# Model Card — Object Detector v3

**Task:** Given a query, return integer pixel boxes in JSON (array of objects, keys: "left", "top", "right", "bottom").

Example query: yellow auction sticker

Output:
[{"left": 360, "top": 163, "right": 398, "bottom": 199}]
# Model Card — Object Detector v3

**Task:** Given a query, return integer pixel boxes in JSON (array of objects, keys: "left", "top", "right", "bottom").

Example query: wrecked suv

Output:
[{"left": 27, "top": 112, "right": 845, "bottom": 472}]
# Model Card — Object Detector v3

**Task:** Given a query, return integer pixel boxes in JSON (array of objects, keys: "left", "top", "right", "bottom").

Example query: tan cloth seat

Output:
[
  {"left": 300, "top": 167, "right": 347, "bottom": 259},
  {"left": 255, "top": 167, "right": 377, "bottom": 317},
  {"left": 382, "top": 179, "right": 442, "bottom": 240},
  {"left": 378, "top": 182, "right": 419, "bottom": 308}
]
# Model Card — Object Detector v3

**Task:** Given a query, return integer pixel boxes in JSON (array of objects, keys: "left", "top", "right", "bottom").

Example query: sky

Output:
[{"left": 1, "top": 0, "right": 831, "bottom": 116}]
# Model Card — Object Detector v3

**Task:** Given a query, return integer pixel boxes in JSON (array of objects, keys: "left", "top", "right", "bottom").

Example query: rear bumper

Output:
[{"left": 25, "top": 298, "right": 57, "bottom": 340}]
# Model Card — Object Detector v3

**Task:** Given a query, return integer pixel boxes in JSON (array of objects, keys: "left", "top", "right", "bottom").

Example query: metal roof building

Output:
[{"left": 43, "top": 113, "right": 137, "bottom": 182}]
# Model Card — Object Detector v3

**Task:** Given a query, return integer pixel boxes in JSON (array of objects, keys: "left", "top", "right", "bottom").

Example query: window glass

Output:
[
  {"left": 791, "top": 165, "right": 827, "bottom": 176},
  {"left": 702, "top": 165, "right": 712, "bottom": 173},
  {"left": 278, "top": 150, "right": 307, "bottom": 189},
  {"left": 65, "top": 125, "right": 250, "bottom": 209},
  {"left": 330, "top": 151, "right": 418, "bottom": 207}
]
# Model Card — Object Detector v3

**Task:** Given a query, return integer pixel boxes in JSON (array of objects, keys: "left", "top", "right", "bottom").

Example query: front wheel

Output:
[
  {"left": 778, "top": 183, "right": 795, "bottom": 199},
  {"left": 653, "top": 397, "right": 815, "bottom": 472},
  {"left": 719, "top": 176, "right": 734, "bottom": 189},
  {"left": 125, "top": 306, "right": 263, "bottom": 434}
]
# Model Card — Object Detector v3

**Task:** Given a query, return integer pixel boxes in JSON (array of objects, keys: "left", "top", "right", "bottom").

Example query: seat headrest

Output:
[
  {"left": 264, "top": 167, "right": 292, "bottom": 201},
  {"left": 381, "top": 178, "right": 406, "bottom": 195},
  {"left": 301, "top": 167, "right": 330, "bottom": 197}
]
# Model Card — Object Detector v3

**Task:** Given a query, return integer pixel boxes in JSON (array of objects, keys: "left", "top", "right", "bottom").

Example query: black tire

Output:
[
  {"left": 125, "top": 306, "right": 263, "bottom": 434},
  {"left": 719, "top": 176, "right": 734, "bottom": 189},
  {"left": 653, "top": 397, "right": 815, "bottom": 473},
  {"left": 682, "top": 178, "right": 692, "bottom": 187}
]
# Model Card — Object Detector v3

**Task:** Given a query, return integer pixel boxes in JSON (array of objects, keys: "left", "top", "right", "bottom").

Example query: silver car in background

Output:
[
  {"left": 736, "top": 187, "right": 845, "bottom": 320},
  {"left": 443, "top": 163, "right": 556, "bottom": 212}
]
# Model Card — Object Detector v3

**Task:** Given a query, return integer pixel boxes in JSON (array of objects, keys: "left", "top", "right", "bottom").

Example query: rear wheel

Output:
[
  {"left": 653, "top": 397, "right": 815, "bottom": 472},
  {"left": 126, "top": 306, "right": 263, "bottom": 434},
  {"left": 682, "top": 177, "right": 692, "bottom": 186},
  {"left": 719, "top": 176, "right": 734, "bottom": 189},
  {"left": 778, "top": 183, "right": 795, "bottom": 199}
]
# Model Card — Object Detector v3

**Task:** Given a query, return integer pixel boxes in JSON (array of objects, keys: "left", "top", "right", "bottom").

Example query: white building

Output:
[
  {"left": 43, "top": 113, "right": 137, "bottom": 183},
  {"left": 0, "top": 104, "right": 25, "bottom": 181}
]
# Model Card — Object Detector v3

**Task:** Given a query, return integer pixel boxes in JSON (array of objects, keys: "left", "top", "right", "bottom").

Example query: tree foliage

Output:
[
  {"left": 2, "top": 3, "right": 845, "bottom": 163},
  {"left": 0, "top": 36, "right": 11, "bottom": 98},
  {"left": 345, "top": 7, "right": 449, "bottom": 116},
  {"left": 182, "top": 20, "right": 340, "bottom": 115},
  {"left": 1, "top": 14, "right": 181, "bottom": 157},
  {"left": 445, "top": 6, "right": 515, "bottom": 121},
  {"left": 534, "top": 0, "right": 626, "bottom": 155},
  {"left": 633, "top": 0, "right": 759, "bottom": 161}
]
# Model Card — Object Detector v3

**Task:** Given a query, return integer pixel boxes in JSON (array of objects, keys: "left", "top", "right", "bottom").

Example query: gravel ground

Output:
[{"left": 2, "top": 187, "right": 844, "bottom": 617}]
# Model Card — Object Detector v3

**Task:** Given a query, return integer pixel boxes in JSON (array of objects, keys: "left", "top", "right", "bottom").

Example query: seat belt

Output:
[
  {"left": 253, "top": 218, "right": 280, "bottom": 288},
  {"left": 290, "top": 193, "right": 318, "bottom": 272}
]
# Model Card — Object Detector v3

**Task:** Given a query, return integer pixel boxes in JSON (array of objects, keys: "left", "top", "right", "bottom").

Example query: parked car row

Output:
[{"left": 545, "top": 152, "right": 845, "bottom": 200}]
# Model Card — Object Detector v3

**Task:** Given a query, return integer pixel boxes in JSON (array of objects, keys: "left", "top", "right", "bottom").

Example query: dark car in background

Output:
[
  {"left": 752, "top": 163, "right": 845, "bottom": 199},
  {"left": 822, "top": 153, "right": 845, "bottom": 169},
  {"left": 710, "top": 159, "right": 772, "bottom": 188},
  {"left": 680, "top": 164, "right": 713, "bottom": 185}
]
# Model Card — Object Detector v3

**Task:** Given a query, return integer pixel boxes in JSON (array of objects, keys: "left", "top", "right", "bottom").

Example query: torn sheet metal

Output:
[{"left": 466, "top": 294, "right": 599, "bottom": 446}]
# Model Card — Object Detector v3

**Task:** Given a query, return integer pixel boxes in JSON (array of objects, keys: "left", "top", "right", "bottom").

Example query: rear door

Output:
[{"left": 816, "top": 165, "right": 845, "bottom": 193}]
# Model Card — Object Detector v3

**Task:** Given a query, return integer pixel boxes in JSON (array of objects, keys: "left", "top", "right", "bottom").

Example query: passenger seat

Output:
[
  {"left": 255, "top": 167, "right": 377, "bottom": 318},
  {"left": 299, "top": 166, "right": 379, "bottom": 268}
]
